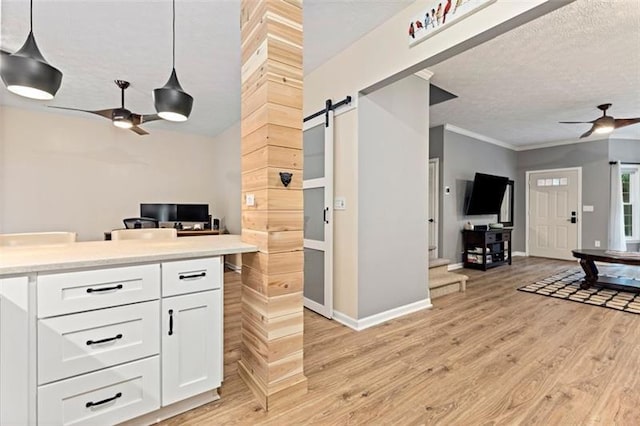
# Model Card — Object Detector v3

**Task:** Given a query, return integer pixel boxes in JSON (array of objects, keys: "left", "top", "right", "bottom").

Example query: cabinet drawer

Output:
[
  {"left": 162, "top": 257, "right": 222, "bottom": 297},
  {"left": 38, "top": 356, "right": 159, "bottom": 426},
  {"left": 37, "top": 264, "right": 160, "bottom": 318},
  {"left": 485, "top": 233, "right": 497, "bottom": 243},
  {"left": 38, "top": 301, "right": 160, "bottom": 385}
]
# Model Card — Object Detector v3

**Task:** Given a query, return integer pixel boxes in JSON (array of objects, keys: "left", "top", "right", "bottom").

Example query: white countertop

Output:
[{"left": 0, "top": 234, "right": 257, "bottom": 276}]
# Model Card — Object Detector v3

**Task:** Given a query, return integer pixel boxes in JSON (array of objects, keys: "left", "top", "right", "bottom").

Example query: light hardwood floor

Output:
[{"left": 162, "top": 257, "right": 640, "bottom": 425}]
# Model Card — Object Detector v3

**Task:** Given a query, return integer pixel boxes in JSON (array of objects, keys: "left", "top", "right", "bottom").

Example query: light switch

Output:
[
  {"left": 334, "top": 197, "right": 346, "bottom": 211},
  {"left": 246, "top": 194, "right": 255, "bottom": 206},
  {"left": 583, "top": 205, "right": 594, "bottom": 212}
]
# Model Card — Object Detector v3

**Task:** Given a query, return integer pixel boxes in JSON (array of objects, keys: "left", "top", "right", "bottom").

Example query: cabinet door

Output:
[{"left": 161, "top": 290, "right": 221, "bottom": 406}]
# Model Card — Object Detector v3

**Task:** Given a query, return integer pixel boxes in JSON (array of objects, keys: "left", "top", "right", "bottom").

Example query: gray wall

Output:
[
  {"left": 516, "top": 139, "right": 610, "bottom": 251},
  {"left": 610, "top": 139, "right": 640, "bottom": 163},
  {"left": 358, "top": 75, "right": 430, "bottom": 318},
  {"left": 438, "top": 128, "right": 517, "bottom": 262}
]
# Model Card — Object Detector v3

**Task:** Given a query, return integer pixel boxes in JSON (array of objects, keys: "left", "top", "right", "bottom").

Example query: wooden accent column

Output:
[{"left": 239, "top": 0, "right": 307, "bottom": 410}]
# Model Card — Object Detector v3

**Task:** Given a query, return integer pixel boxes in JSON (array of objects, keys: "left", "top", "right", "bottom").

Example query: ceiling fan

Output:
[
  {"left": 560, "top": 103, "right": 640, "bottom": 139},
  {"left": 49, "top": 80, "right": 161, "bottom": 135}
]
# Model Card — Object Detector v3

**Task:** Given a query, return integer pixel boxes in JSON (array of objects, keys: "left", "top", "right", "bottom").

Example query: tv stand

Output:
[{"left": 463, "top": 228, "right": 512, "bottom": 271}]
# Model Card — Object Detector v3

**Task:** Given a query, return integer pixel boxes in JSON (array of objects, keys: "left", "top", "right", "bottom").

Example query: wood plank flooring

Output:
[{"left": 162, "top": 257, "right": 640, "bottom": 425}]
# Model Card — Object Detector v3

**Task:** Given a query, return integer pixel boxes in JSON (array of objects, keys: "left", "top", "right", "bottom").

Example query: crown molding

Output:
[
  {"left": 443, "top": 124, "right": 517, "bottom": 151},
  {"left": 516, "top": 136, "right": 610, "bottom": 151},
  {"left": 413, "top": 69, "right": 434, "bottom": 81}
]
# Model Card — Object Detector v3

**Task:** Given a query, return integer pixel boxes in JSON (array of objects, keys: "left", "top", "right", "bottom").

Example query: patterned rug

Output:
[{"left": 518, "top": 269, "right": 640, "bottom": 315}]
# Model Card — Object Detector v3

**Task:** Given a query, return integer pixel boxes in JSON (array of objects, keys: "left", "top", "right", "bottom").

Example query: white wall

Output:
[
  {"left": 211, "top": 122, "right": 241, "bottom": 235},
  {"left": 0, "top": 106, "right": 219, "bottom": 241}
]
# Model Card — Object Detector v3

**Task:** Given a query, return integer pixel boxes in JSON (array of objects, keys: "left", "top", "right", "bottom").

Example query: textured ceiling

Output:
[
  {"left": 429, "top": 0, "right": 640, "bottom": 147},
  {"left": 0, "top": 0, "right": 412, "bottom": 137}
]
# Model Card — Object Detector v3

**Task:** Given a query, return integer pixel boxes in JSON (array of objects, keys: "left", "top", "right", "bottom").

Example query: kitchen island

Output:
[{"left": 0, "top": 235, "right": 257, "bottom": 426}]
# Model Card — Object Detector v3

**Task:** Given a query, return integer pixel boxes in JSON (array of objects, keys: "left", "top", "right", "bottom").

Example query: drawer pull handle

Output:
[
  {"left": 168, "top": 309, "right": 174, "bottom": 336},
  {"left": 86, "top": 392, "right": 122, "bottom": 408},
  {"left": 86, "top": 284, "right": 123, "bottom": 293},
  {"left": 86, "top": 334, "right": 123, "bottom": 346},
  {"left": 179, "top": 272, "right": 206, "bottom": 280}
]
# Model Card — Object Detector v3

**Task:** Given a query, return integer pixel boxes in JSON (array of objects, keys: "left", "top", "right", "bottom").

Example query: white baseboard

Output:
[
  {"left": 333, "top": 298, "right": 432, "bottom": 331},
  {"left": 513, "top": 251, "right": 526, "bottom": 257},
  {"left": 447, "top": 262, "right": 463, "bottom": 271},
  {"left": 224, "top": 262, "right": 241, "bottom": 273}
]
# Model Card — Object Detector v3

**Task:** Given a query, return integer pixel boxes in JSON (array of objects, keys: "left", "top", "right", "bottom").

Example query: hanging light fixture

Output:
[
  {"left": 153, "top": 0, "right": 193, "bottom": 122},
  {"left": 0, "top": 0, "right": 62, "bottom": 100}
]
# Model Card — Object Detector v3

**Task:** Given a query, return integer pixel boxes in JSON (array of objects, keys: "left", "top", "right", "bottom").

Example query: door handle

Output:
[
  {"left": 323, "top": 207, "right": 329, "bottom": 224},
  {"left": 86, "top": 392, "right": 122, "bottom": 408},
  {"left": 428, "top": 218, "right": 434, "bottom": 223},
  {"left": 168, "top": 309, "right": 174, "bottom": 336}
]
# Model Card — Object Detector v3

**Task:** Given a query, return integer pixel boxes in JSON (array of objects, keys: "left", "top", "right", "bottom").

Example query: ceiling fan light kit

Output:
[
  {"left": 560, "top": 103, "right": 640, "bottom": 139},
  {"left": 153, "top": 0, "right": 193, "bottom": 122},
  {"left": 0, "top": 0, "right": 63, "bottom": 100}
]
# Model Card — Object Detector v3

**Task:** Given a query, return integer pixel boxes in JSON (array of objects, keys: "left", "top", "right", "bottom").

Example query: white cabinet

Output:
[
  {"left": 0, "top": 276, "right": 30, "bottom": 426},
  {"left": 0, "top": 256, "right": 224, "bottom": 425},
  {"left": 37, "top": 301, "right": 160, "bottom": 384},
  {"left": 38, "top": 356, "right": 160, "bottom": 426},
  {"left": 161, "top": 290, "right": 222, "bottom": 406}
]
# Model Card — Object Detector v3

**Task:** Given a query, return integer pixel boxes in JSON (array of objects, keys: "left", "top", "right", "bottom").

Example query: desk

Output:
[
  {"left": 572, "top": 249, "right": 640, "bottom": 292},
  {"left": 104, "top": 229, "right": 221, "bottom": 240}
]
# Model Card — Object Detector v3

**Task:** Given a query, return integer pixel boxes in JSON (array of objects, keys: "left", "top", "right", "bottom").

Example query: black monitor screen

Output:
[
  {"left": 177, "top": 204, "right": 209, "bottom": 222},
  {"left": 140, "top": 204, "right": 177, "bottom": 222}
]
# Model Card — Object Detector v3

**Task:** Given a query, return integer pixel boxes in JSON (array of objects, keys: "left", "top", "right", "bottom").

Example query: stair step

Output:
[
  {"left": 430, "top": 274, "right": 467, "bottom": 288},
  {"left": 429, "top": 258, "right": 450, "bottom": 269}
]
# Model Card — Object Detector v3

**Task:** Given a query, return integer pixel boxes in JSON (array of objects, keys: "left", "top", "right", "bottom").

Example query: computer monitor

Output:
[
  {"left": 140, "top": 204, "right": 177, "bottom": 222},
  {"left": 177, "top": 204, "right": 209, "bottom": 222}
]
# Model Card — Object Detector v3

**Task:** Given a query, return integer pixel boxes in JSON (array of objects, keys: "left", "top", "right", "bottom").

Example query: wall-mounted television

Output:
[{"left": 465, "top": 173, "right": 509, "bottom": 215}]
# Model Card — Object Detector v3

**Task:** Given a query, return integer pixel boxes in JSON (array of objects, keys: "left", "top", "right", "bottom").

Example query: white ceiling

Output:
[
  {"left": 0, "top": 0, "right": 412, "bottom": 137},
  {"left": 2, "top": 0, "right": 638, "bottom": 145},
  {"left": 428, "top": 0, "right": 640, "bottom": 147}
]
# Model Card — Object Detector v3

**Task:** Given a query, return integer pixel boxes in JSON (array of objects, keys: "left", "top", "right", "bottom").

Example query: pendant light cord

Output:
[
  {"left": 30, "top": 0, "right": 33, "bottom": 32},
  {"left": 172, "top": 0, "right": 176, "bottom": 69}
]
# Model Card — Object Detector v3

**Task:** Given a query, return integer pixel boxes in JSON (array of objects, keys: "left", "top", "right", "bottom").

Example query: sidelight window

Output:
[{"left": 622, "top": 166, "right": 640, "bottom": 241}]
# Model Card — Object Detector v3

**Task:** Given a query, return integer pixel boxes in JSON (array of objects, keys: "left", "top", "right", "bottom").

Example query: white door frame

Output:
[
  {"left": 428, "top": 158, "right": 439, "bottom": 258},
  {"left": 525, "top": 167, "right": 582, "bottom": 256},
  {"left": 303, "top": 112, "right": 334, "bottom": 319}
]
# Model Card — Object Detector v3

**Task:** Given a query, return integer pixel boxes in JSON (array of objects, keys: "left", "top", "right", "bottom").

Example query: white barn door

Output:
[{"left": 303, "top": 112, "right": 334, "bottom": 318}]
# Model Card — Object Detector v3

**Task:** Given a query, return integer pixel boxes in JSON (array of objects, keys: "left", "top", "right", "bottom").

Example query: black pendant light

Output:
[
  {"left": 153, "top": 0, "right": 193, "bottom": 122},
  {"left": 0, "top": 0, "right": 62, "bottom": 100}
]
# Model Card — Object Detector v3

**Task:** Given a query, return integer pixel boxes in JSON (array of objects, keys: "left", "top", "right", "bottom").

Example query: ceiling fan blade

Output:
[
  {"left": 559, "top": 121, "right": 595, "bottom": 124},
  {"left": 579, "top": 125, "right": 596, "bottom": 139},
  {"left": 131, "top": 113, "right": 162, "bottom": 126},
  {"left": 130, "top": 126, "right": 149, "bottom": 136},
  {"left": 0, "top": 49, "right": 10, "bottom": 56},
  {"left": 49, "top": 106, "right": 114, "bottom": 120},
  {"left": 614, "top": 118, "right": 640, "bottom": 129}
]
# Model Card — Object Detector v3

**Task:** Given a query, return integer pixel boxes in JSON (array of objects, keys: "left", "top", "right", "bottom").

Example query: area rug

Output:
[{"left": 518, "top": 269, "right": 640, "bottom": 315}]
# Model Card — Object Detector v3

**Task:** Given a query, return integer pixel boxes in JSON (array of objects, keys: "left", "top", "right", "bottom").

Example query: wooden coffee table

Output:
[{"left": 572, "top": 249, "right": 640, "bottom": 292}]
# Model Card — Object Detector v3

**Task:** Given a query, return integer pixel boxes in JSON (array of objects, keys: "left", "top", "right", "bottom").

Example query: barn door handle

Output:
[{"left": 323, "top": 207, "right": 329, "bottom": 224}]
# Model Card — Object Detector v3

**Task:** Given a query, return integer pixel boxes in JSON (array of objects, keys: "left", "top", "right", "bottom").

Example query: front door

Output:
[
  {"left": 302, "top": 112, "right": 333, "bottom": 318},
  {"left": 528, "top": 168, "right": 580, "bottom": 260}
]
